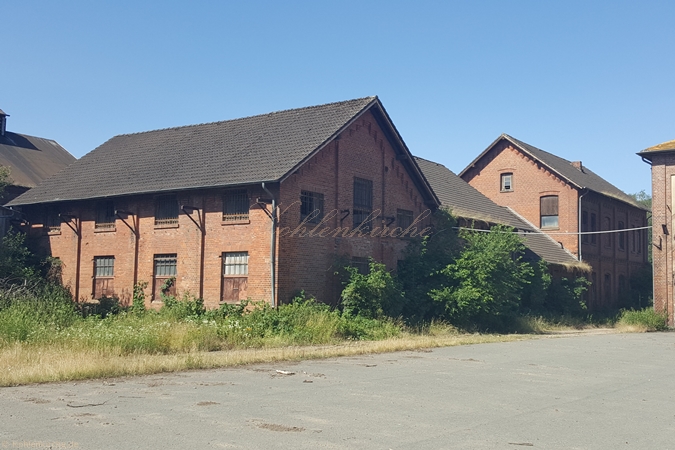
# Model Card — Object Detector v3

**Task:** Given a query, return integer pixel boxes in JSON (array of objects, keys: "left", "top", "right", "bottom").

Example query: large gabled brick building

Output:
[
  {"left": 7, "top": 97, "right": 439, "bottom": 308},
  {"left": 460, "top": 134, "right": 649, "bottom": 309}
]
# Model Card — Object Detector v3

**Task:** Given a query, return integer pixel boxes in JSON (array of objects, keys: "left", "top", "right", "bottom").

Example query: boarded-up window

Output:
[
  {"left": 95, "top": 201, "right": 115, "bottom": 230},
  {"left": 46, "top": 206, "right": 61, "bottom": 232},
  {"left": 221, "top": 252, "right": 248, "bottom": 303},
  {"left": 301, "top": 191, "right": 324, "bottom": 223},
  {"left": 223, "top": 190, "right": 249, "bottom": 222},
  {"left": 93, "top": 256, "right": 114, "bottom": 299},
  {"left": 353, "top": 178, "right": 373, "bottom": 230},
  {"left": 581, "top": 211, "right": 589, "bottom": 243},
  {"left": 397, "top": 209, "right": 413, "bottom": 231},
  {"left": 350, "top": 257, "right": 369, "bottom": 275},
  {"left": 153, "top": 254, "right": 177, "bottom": 300},
  {"left": 540, "top": 196, "right": 559, "bottom": 228},
  {"left": 155, "top": 195, "right": 179, "bottom": 226}
]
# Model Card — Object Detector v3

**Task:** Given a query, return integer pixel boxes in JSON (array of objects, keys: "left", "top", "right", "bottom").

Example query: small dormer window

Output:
[{"left": 501, "top": 173, "right": 513, "bottom": 192}]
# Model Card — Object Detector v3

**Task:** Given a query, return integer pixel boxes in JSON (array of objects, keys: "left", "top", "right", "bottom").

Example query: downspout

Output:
[
  {"left": 261, "top": 183, "right": 276, "bottom": 307},
  {"left": 578, "top": 189, "right": 588, "bottom": 262}
]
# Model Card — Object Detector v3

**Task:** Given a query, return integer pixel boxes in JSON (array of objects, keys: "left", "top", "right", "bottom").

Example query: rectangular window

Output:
[
  {"left": 93, "top": 256, "right": 114, "bottom": 298},
  {"left": 350, "top": 257, "right": 370, "bottom": 275},
  {"left": 632, "top": 228, "right": 637, "bottom": 253},
  {"left": 155, "top": 195, "right": 179, "bottom": 226},
  {"left": 223, "top": 189, "right": 249, "bottom": 222},
  {"left": 153, "top": 254, "right": 177, "bottom": 300},
  {"left": 353, "top": 178, "right": 373, "bottom": 231},
  {"left": 618, "top": 221, "right": 625, "bottom": 250},
  {"left": 222, "top": 252, "right": 248, "bottom": 303},
  {"left": 582, "top": 211, "right": 588, "bottom": 243},
  {"left": 637, "top": 229, "right": 642, "bottom": 253},
  {"left": 540, "top": 195, "right": 559, "bottom": 229},
  {"left": 500, "top": 173, "right": 513, "bottom": 192},
  {"left": 300, "top": 191, "right": 324, "bottom": 223},
  {"left": 397, "top": 209, "right": 413, "bottom": 230},
  {"left": 590, "top": 213, "right": 597, "bottom": 244},
  {"left": 95, "top": 201, "right": 115, "bottom": 230},
  {"left": 603, "top": 217, "right": 611, "bottom": 248}
]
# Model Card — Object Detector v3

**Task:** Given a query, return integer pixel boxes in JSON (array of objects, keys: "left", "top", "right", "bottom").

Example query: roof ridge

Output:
[
  {"left": 504, "top": 134, "right": 574, "bottom": 164},
  {"left": 117, "top": 96, "right": 378, "bottom": 138}
]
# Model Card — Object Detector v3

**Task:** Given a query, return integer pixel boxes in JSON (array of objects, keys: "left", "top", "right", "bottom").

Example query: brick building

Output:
[
  {"left": 7, "top": 97, "right": 438, "bottom": 308},
  {"left": 638, "top": 139, "right": 675, "bottom": 324},
  {"left": 415, "top": 156, "right": 585, "bottom": 274},
  {"left": 460, "top": 134, "right": 649, "bottom": 309}
]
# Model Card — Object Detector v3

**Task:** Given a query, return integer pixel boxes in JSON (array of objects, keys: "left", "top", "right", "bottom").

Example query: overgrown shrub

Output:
[
  {"left": 617, "top": 308, "right": 667, "bottom": 331},
  {"left": 429, "top": 225, "right": 533, "bottom": 328},
  {"left": 341, "top": 260, "right": 403, "bottom": 318}
]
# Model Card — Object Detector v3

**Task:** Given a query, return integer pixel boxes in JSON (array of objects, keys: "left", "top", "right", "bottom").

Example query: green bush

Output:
[
  {"left": 341, "top": 260, "right": 403, "bottom": 319},
  {"left": 617, "top": 308, "right": 668, "bottom": 331},
  {"left": 429, "top": 225, "right": 533, "bottom": 327}
]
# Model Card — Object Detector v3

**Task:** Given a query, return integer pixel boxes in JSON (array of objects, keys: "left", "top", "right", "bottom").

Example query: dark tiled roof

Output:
[
  {"left": 0, "top": 132, "right": 76, "bottom": 188},
  {"left": 415, "top": 156, "right": 581, "bottom": 267},
  {"left": 9, "top": 97, "right": 384, "bottom": 206},
  {"left": 460, "top": 134, "right": 645, "bottom": 210}
]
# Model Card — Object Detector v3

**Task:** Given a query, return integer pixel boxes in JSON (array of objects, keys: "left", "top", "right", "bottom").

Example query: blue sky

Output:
[{"left": 3, "top": 1, "right": 673, "bottom": 195}]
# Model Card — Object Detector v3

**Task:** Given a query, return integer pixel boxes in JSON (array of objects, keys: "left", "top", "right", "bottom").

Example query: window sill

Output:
[
  {"left": 154, "top": 223, "right": 179, "bottom": 229},
  {"left": 47, "top": 230, "right": 61, "bottom": 236},
  {"left": 94, "top": 227, "right": 116, "bottom": 233},
  {"left": 222, "top": 219, "right": 250, "bottom": 226},
  {"left": 500, "top": 190, "right": 513, "bottom": 193},
  {"left": 540, "top": 227, "right": 559, "bottom": 231}
]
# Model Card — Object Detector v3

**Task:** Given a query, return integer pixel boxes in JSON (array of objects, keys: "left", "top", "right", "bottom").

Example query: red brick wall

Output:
[
  {"left": 23, "top": 187, "right": 274, "bottom": 310},
  {"left": 277, "top": 109, "right": 433, "bottom": 304},
  {"left": 647, "top": 154, "right": 674, "bottom": 324},
  {"left": 462, "top": 140, "right": 649, "bottom": 309}
]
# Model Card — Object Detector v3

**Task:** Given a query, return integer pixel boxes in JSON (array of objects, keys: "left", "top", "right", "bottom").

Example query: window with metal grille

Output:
[
  {"left": 95, "top": 201, "right": 115, "bottom": 229},
  {"left": 223, "top": 252, "right": 248, "bottom": 275},
  {"left": 155, "top": 195, "right": 179, "bottom": 226},
  {"left": 222, "top": 252, "right": 248, "bottom": 303},
  {"left": 94, "top": 256, "right": 114, "bottom": 277},
  {"left": 500, "top": 173, "right": 513, "bottom": 192},
  {"left": 223, "top": 190, "right": 249, "bottom": 222},
  {"left": 154, "top": 254, "right": 177, "bottom": 276},
  {"left": 93, "top": 256, "right": 114, "bottom": 298},
  {"left": 540, "top": 196, "right": 559, "bottom": 229},
  {"left": 46, "top": 206, "right": 61, "bottom": 232},
  {"left": 397, "top": 209, "right": 413, "bottom": 231},
  {"left": 300, "top": 191, "right": 324, "bottom": 223},
  {"left": 153, "top": 254, "right": 177, "bottom": 300},
  {"left": 618, "top": 221, "right": 625, "bottom": 250},
  {"left": 353, "top": 178, "right": 373, "bottom": 231}
]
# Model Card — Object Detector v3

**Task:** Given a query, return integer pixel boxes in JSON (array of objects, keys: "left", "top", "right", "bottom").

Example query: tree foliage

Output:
[{"left": 429, "top": 225, "right": 533, "bottom": 326}]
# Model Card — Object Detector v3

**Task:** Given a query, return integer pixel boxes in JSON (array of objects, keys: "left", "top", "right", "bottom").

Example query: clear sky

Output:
[{"left": 3, "top": 1, "right": 673, "bottom": 196}]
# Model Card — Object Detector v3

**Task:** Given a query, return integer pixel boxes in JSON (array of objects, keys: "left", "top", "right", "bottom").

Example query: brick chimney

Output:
[
  {"left": 571, "top": 161, "right": 583, "bottom": 171},
  {"left": 0, "top": 109, "right": 7, "bottom": 136}
]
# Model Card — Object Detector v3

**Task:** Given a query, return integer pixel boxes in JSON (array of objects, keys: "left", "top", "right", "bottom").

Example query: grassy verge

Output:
[
  {"left": 0, "top": 331, "right": 526, "bottom": 386},
  {"left": 616, "top": 308, "right": 668, "bottom": 332}
]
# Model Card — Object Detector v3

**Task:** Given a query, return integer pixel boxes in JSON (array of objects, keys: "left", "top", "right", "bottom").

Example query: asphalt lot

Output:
[{"left": 2, "top": 332, "right": 675, "bottom": 449}]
